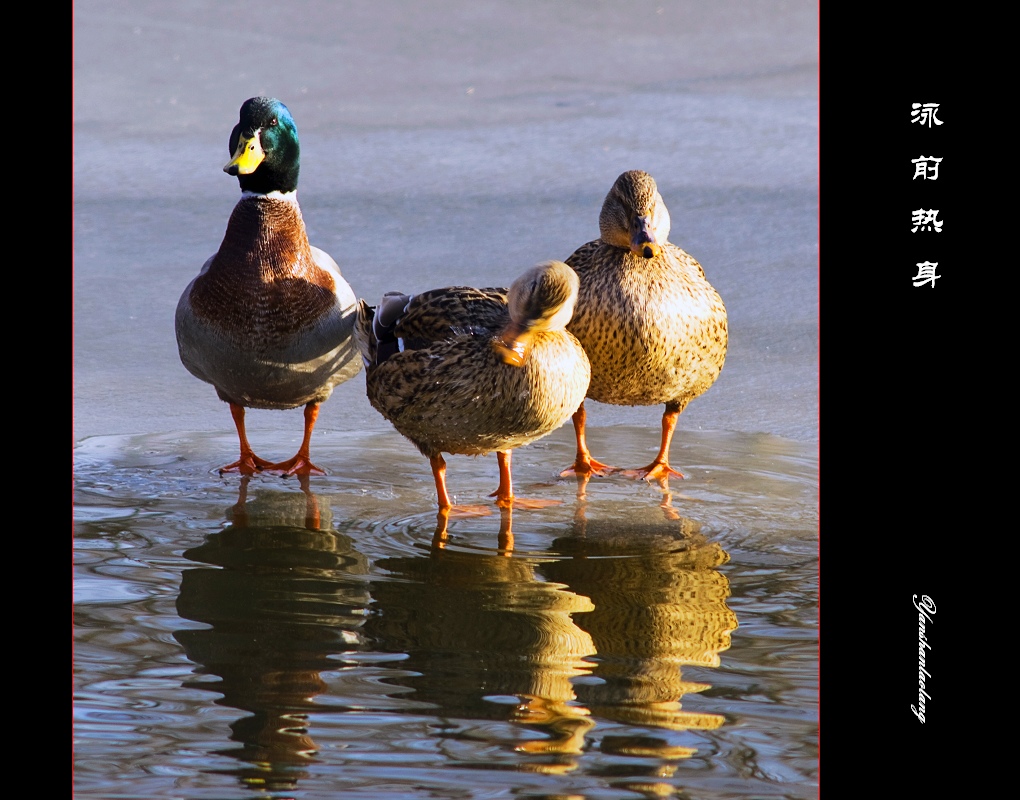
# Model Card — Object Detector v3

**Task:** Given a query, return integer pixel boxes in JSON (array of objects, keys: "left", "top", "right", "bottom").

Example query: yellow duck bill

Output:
[
  {"left": 224, "top": 133, "right": 266, "bottom": 176},
  {"left": 491, "top": 322, "right": 533, "bottom": 367}
]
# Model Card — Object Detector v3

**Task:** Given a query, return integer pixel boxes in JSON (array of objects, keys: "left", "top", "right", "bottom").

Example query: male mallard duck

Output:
[
  {"left": 355, "top": 260, "right": 591, "bottom": 510},
  {"left": 562, "top": 170, "right": 727, "bottom": 481},
  {"left": 175, "top": 97, "right": 361, "bottom": 476}
]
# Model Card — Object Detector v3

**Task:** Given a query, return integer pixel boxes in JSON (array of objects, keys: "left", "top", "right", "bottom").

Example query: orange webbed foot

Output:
[
  {"left": 219, "top": 452, "right": 277, "bottom": 476},
  {"left": 618, "top": 462, "right": 685, "bottom": 482},
  {"left": 559, "top": 457, "right": 618, "bottom": 478},
  {"left": 264, "top": 455, "right": 327, "bottom": 477}
]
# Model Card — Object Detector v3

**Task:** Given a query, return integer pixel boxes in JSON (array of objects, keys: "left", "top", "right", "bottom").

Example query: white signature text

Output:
[{"left": 912, "top": 594, "right": 935, "bottom": 722}]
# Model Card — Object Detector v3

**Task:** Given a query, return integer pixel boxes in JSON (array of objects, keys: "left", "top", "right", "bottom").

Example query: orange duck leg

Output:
[
  {"left": 266, "top": 403, "right": 327, "bottom": 477},
  {"left": 619, "top": 401, "right": 686, "bottom": 481},
  {"left": 560, "top": 401, "right": 618, "bottom": 478},
  {"left": 219, "top": 403, "right": 278, "bottom": 476}
]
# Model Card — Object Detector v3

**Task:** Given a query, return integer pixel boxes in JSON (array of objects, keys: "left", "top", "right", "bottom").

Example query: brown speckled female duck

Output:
[
  {"left": 175, "top": 97, "right": 361, "bottom": 476},
  {"left": 562, "top": 170, "right": 727, "bottom": 481},
  {"left": 355, "top": 261, "right": 591, "bottom": 510}
]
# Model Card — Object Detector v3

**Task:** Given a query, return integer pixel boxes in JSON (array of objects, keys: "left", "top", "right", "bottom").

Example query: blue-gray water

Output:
[
  {"left": 75, "top": 427, "right": 817, "bottom": 799},
  {"left": 74, "top": 2, "right": 817, "bottom": 797}
]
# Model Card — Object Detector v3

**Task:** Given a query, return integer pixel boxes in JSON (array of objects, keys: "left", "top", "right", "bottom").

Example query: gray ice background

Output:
[{"left": 73, "top": 0, "right": 817, "bottom": 449}]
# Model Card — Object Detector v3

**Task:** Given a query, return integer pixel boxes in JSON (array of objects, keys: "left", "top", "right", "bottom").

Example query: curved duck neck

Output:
[{"left": 211, "top": 192, "right": 315, "bottom": 280}]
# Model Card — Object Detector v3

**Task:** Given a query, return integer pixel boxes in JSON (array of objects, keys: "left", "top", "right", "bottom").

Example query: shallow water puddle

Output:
[{"left": 74, "top": 426, "right": 817, "bottom": 799}]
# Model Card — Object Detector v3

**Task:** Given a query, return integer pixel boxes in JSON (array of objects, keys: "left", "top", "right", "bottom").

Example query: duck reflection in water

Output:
[
  {"left": 365, "top": 503, "right": 736, "bottom": 768},
  {"left": 174, "top": 477, "right": 370, "bottom": 793},
  {"left": 367, "top": 507, "right": 598, "bottom": 769},
  {"left": 572, "top": 468, "right": 686, "bottom": 521},
  {"left": 431, "top": 505, "right": 516, "bottom": 554},
  {"left": 541, "top": 505, "right": 738, "bottom": 758}
]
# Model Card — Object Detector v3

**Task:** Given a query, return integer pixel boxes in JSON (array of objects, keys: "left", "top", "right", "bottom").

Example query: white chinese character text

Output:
[
  {"left": 912, "top": 261, "right": 940, "bottom": 288},
  {"left": 912, "top": 156, "right": 942, "bottom": 180},
  {"left": 911, "top": 103, "right": 943, "bottom": 127},
  {"left": 911, "top": 209, "right": 943, "bottom": 233}
]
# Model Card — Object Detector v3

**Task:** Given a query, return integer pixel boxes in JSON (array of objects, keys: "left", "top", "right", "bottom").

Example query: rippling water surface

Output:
[{"left": 74, "top": 425, "right": 817, "bottom": 799}]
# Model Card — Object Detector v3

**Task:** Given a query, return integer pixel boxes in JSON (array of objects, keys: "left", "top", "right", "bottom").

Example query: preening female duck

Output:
[{"left": 356, "top": 260, "right": 591, "bottom": 511}]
